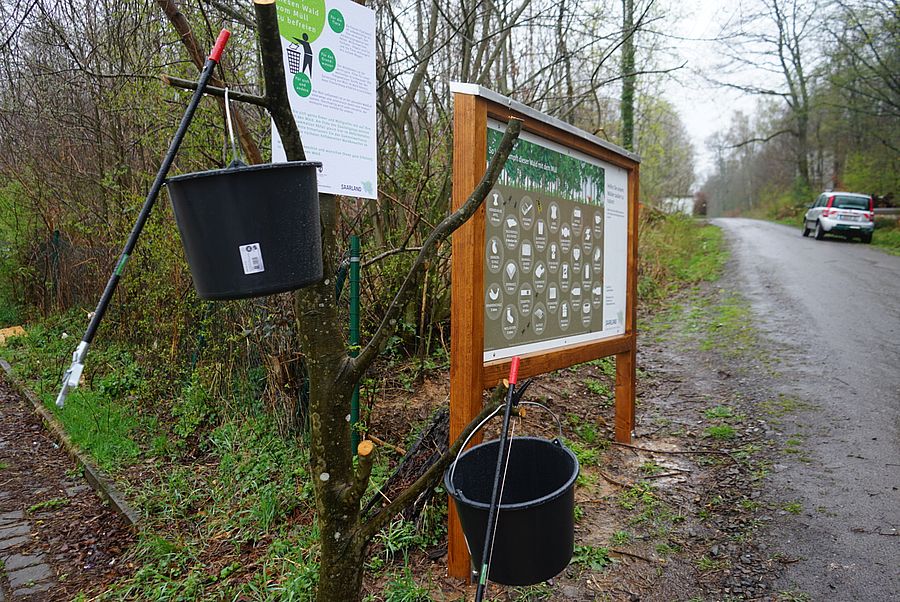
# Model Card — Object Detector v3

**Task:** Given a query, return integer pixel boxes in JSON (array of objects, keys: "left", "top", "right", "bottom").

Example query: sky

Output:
[{"left": 659, "top": 0, "right": 765, "bottom": 187}]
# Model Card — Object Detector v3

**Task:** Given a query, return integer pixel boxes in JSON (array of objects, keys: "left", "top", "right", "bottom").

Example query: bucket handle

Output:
[{"left": 448, "top": 400, "right": 564, "bottom": 489}]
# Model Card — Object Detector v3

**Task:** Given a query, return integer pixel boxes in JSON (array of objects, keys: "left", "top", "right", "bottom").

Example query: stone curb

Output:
[{"left": 0, "top": 358, "right": 140, "bottom": 527}]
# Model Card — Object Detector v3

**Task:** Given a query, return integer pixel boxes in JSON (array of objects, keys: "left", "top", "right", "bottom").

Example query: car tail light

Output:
[
  {"left": 866, "top": 212, "right": 874, "bottom": 221},
  {"left": 823, "top": 209, "right": 835, "bottom": 217}
]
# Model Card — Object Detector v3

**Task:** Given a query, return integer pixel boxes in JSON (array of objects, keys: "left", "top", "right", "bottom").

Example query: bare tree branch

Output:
[
  {"left": 352, "top": 118, "right": 523, "bottom": 380},
  {"left": 727, "top": 128, "right": 794, "bottom": 148},
  {"left": 162, "top": 75, "right": 268, "bottom": 107},
  {"left": 360, "top": 386, "right": 508, "bottom": 540}
]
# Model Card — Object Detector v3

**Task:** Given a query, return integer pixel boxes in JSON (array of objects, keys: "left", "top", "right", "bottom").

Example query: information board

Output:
[
  {"left": 272, "top": 0, "right": 378, "bottom": 198},
  {"left": 483, "top": 122, "right": 629, "bottom": 361},
  {"left": 447, "top": 83, "right": 640, "bottom": 580}
]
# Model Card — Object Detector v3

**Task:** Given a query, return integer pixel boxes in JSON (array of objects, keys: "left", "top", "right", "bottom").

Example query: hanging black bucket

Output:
[
  {"left": 167, "top": 161, "right": 323, "bottom": 300},
  {"left": 444, "top": 406, "right": 579, "bottom": 586}
]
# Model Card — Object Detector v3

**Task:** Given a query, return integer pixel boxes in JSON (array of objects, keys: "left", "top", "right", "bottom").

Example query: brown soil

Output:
[
  {"left": 361, "top": 281, "right": 787, "bottom": 601},
  {"left": 0, "top": 376, "right": 135, "bottom": 601}
]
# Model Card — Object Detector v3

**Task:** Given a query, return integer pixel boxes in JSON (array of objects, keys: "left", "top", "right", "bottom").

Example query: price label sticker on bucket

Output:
[{"left": 239, "top": 243, "right": 266, "bottom": 275}]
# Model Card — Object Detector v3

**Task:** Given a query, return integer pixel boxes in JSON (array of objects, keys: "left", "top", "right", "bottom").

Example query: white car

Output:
[{"left": 802, "top": 191, "right": 874, "bottom": 243}]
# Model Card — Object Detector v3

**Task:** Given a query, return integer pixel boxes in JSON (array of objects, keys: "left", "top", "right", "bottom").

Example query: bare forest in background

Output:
[
  {"left": 700, "top": 0, "right": 898, "bottom": 217},
  {"left": 0, "top": 0, "right": 694, "bottom": 425}
]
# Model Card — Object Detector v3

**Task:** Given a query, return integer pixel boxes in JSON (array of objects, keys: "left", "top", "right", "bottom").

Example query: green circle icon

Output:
[
  {"left": 277, "top": 0, "right": 326, "bottom": 43},
  {"left": 293, "top": 72, "right": 312, "bottom": 97},
  {"left": 328, "top": 9, "right": 345, "bottom": 33},
  {"left": 319, "top": 48, "right": 336, "bottom": 72}
]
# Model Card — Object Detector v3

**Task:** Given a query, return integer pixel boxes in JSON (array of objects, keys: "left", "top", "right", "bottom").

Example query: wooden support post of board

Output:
[
  {"left": 615, "top": 163, "right": 640, "bottom": 443},
  {"left": 448, "top": 91, "right": 488, "bottom": 580},
  {"left": 615, "top": 349, "right": 635, "bottom": 442}
]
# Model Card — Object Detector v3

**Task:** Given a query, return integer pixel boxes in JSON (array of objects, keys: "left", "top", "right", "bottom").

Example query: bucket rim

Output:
[
  {"left": 166, "top": 161, "right": 323, "bottom": 184},
  {"left": 444, "top": 436, "right": 579, "bottom": 511}
]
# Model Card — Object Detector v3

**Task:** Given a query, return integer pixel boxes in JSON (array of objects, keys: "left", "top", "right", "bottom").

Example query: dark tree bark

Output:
[{"left": 620, "top": 0, "right": 636, "bottom": 151}]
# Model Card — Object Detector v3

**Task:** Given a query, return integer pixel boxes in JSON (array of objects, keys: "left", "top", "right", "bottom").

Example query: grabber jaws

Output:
[{"left": 56, "top": 341, "right": 88, "bottom": 408}]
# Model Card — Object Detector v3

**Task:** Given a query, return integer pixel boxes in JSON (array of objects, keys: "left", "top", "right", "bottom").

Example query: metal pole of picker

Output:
[
  {"left": 55, "top": 29, "right": 232, "bottom": 408},
  {"left": 349, "top": 235, "right": 361, "bottom": 452}
]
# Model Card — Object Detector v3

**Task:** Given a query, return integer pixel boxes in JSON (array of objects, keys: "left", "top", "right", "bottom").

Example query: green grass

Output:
[
  {"left": 639, "top": 460, "right": 664, "bottom": 475},
  {"left": 619, "top": 481, "right": 656, "bottom": 510},
  {"left": 28, "top": 498, "right": 70, "bottom": 513},
  {"left": 1, "top": 316, "right": 147, "bottom": 472},
  {"left": 610, "top": 530, "right": 631, "bottom": 546},
  {"left": 639, "top": 215, "right": 728, "bottom": 305},
  {"left": 699, "top": 294, "right": 755, "bottom": 355},
  {"left": 655, "top": 542, "right": 679, "bottom": 556},
  {"left": 378, "top": 565, "right": 432, "bottom": 602},
  {"left": 760, "top": 394, "right": 809, "bottom": 418},
  {"left": 511, "top": 583, "right": 554, "bottom": 601},
  {"left": 583, "top": 356, "right": 616, "bottom": 377},
  {"left": 739, "top": 498, "right": 761, "bottom": 511},
  {"left": 565, "top": 438, "right": 600, "bottom": 467},
  {"left": 704, "top": 425, "right": 737, "bottom": 440},
  {"left": 696, "top": 555, "right": 727, "bottom": 572},
  {"left": 778, "top": 590, "right": 812, "bottom": 601},
  {"left": 872, "top": 221, "right": 900, "bottom": 255},
  {"left": 572, "top": 545, "right": 612, "bottom": 571},
  {"left": 585, "top": 378, "right": 611, "bottom": 397},
  {"left": 703, "top": 405, "right": 734, "bottom": 420}
]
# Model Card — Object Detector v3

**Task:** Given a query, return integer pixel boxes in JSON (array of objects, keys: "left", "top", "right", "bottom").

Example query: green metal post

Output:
[{"left": 349, "top": 235, "right": 361, "bottom": 453}]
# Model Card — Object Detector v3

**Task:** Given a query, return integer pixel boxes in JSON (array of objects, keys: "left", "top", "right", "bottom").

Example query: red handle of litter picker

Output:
[
  {"left": 209, "top": 29, "right": 231, "bottom": 62},
  {"left": 508, "top": 356, "right": 520, "bottom": 385}
]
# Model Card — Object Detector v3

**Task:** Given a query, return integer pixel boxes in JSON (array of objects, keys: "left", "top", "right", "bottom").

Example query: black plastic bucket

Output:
[
  {"left": 444, "top": 436, "right": 579, "bottom": 586},
  {"left": 167, "top": 162, "right": 323, "bottom": 300}
]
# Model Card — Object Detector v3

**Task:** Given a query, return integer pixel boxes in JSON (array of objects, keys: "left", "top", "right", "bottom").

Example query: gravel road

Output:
[{"left": 714, "top": 218, "right": 900, "bottom": 600}]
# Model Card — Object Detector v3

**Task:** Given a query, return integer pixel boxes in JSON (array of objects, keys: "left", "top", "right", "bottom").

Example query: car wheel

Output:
[
  {"left": 862, "top": 233, "right": 872, "bottom": 244},
  {"left": 814, "top": 222, "right": 825, "bottom": 240},
  {"left": 801, "top": 222, "right": 810, "bottom": 237}
]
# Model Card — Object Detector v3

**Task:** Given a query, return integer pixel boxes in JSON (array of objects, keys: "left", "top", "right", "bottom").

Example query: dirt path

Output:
[
  {"left": 389, "top": 260, "right": 799, "bottom": 600},
  {"left": 0, "top": 375, "right": 134, "bottom": 601}
]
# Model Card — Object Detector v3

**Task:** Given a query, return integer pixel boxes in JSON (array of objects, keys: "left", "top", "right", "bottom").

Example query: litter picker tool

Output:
[
  {"left": 474, "top": 356, "right": 526, "bottom": 602},
  {"left": 55, "top": 29, "right": 231, "bottom": 408}
]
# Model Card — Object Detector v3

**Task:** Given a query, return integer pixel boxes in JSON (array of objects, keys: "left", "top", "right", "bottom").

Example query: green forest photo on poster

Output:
[{"left": 487, "top": 127, "right": 605, "bottom": 204}]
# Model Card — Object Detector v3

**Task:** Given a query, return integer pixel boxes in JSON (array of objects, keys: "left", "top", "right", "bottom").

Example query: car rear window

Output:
[{"left": 832, "top": 195, "right": 870, "bottom": 210}]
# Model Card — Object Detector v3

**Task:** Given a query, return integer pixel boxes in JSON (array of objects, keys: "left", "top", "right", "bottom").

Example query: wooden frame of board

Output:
[{"left": 448, "top": 83, "right": 641, "bottom": 580}]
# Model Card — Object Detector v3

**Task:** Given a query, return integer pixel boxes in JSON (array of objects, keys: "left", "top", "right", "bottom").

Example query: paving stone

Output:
[
  {"left": 2, "top": 552, "right": 45, "bottom": 572},
  {"left": 7, "top": 563, "right": 52, "bottom": 589},
  {"left": 0, "top": 585, "right": 6, "bottom": 601},
  {"left": 13, "top": 581, "right": 54, "bottom": 600},
  {"left": 64, "top": 484, "right": 90, "bottom": 497},
  {"left": 0, "top": 535, "right": 28, "bottom": 551},
  {"left": 0, "top": 524, "right": 29, "bottom": 540},
  {"left": 11, "top": 581, "right": 52, "bottom": 597},
  {"left": 0, "top": 511, "right": 24, "bottom": 524}
]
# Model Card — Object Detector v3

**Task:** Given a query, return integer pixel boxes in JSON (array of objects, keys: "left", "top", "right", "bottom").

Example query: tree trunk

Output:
[
  {"left": 317, "top": 526, "right": 367, "bottom": 601},
  {"left": 620, "top": 0, "right": 635, "bottom": 151},
  {"left": 293, "top": 194, "right": 368, "bottom": 602}
]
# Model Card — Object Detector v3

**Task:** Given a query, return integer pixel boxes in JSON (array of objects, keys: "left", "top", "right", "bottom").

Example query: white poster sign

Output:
[{"left": 272, "top": 0, "right": 378, "bottom": 199}]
